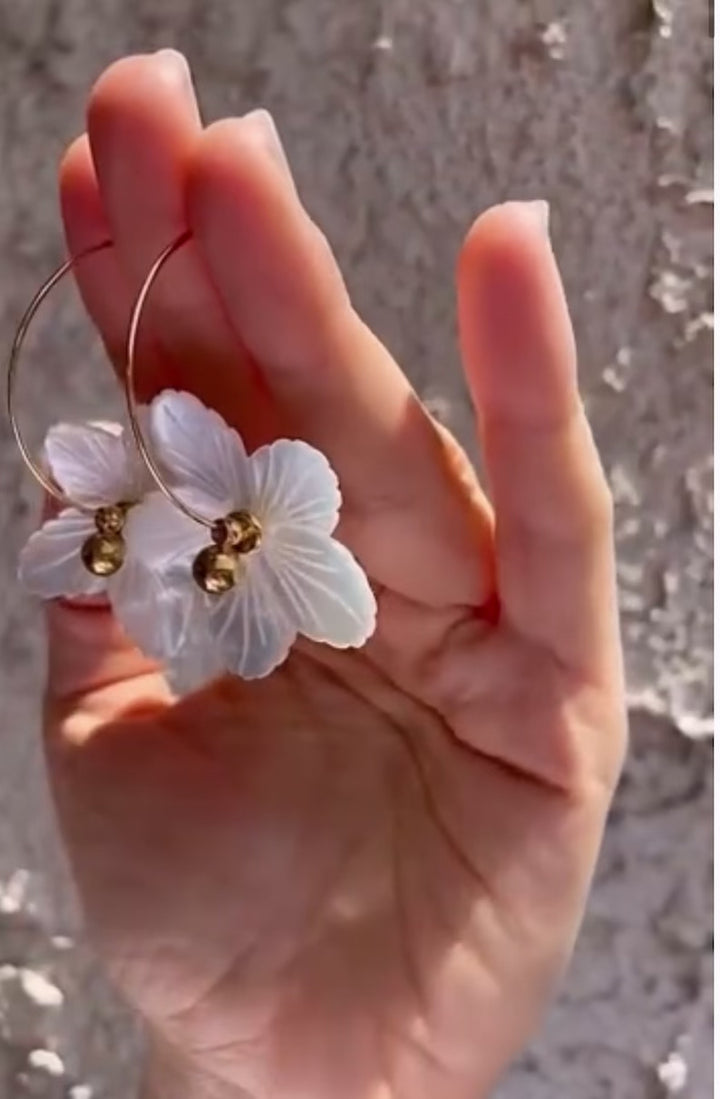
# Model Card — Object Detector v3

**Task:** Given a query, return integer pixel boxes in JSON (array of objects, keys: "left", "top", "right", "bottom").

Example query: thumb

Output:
[
  {"left": 45, "top": 598, "right": 171, "bottom": 745},
  {"left": 29, "top": 491, "right": 172, "bottom": 736}
]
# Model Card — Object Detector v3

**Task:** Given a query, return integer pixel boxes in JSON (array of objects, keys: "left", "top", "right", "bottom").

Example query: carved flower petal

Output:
[
  {"left": 262, "top": 526, "right": 376, "bottom": 649},
  {"left": 248, "top": 439, "right": 341, "bottom": 534},
  {"left": 206, "top": 553, "right": 296, "bottom": 679},
  {"left": 18, "top": 509, "right": 107, "bottom": 599},
  {"left": 45, "top": 422, "right": 134, "bottom": 508},
  {"left": 150, "top": 390, "right": 250, "bottom": 515}
]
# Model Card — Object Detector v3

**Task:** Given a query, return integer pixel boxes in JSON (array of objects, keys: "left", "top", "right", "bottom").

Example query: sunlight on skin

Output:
[{"left": 36, "top": 50, "right": 627, "bottom": 1099}]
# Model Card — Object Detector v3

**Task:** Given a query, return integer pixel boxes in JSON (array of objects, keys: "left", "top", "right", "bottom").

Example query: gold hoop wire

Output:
[
  {"left": 124, "top": 229, "right": 213, "bottom": 531},
  {"left": 6, "top": 240, "right": 113, "bottom": 511}
]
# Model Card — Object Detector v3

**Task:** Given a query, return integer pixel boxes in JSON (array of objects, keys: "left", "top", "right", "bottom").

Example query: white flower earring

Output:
[
  {"left": 121, "top": 234, "right": 377, "bottom": 680},
  {"left": 7, "top": 242, "right": 190, "bottom": 661},
  {"left": 9, "top": 234, "right": 377, "bottom": 684},
  {"left": 8, "top": 239, "right": 152, "bottom": 596}
]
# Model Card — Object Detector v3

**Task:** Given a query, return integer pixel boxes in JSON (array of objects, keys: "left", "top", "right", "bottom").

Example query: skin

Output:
[{"left": 42, "top": 49, "right": 626, "bottom": 1099}]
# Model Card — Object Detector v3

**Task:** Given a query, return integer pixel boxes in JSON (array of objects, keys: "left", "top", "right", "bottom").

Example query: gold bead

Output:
[
  {"left": 192, "top": 545, "right": 239, "bottom": 594},
  {"left": 212, "top": 510, "right": 262, "bottom": 554},
  {"left": 80, "top": 533, "right": 126, "bottom": 576},
  {"left": 94, "top": 503, "right": 128, "bottom": 536}
]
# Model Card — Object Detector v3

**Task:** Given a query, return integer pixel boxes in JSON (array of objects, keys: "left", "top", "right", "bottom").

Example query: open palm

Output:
[{"left": 43, "top": 52, "right": 626, "bottom": 1099}]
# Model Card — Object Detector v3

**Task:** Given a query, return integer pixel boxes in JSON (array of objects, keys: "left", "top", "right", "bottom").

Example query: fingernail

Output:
[
  {"left": 154, "top": 48, "right": 193, "bottom": 88},
  {"left": 242, "top": 109, "right": 294, "bottom": 185},
  {"left": 523, "top": 199, "right": 550, "bottom": 236}
]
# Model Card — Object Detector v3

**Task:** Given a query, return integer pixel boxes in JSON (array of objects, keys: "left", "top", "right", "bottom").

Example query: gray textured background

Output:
[{"left": 0, "top": 1, "right": 713, "bottom": 1097}]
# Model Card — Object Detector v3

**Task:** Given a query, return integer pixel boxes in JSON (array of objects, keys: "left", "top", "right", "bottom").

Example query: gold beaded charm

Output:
[
  {"left": 80, "top": 503, "right": 130, "bottom": 577},
  {"left": 192, "top": 510, "right": 262, "bottom": 594},
  {"left": 213, "top": 510, "right": 262, "bottom": 555}
]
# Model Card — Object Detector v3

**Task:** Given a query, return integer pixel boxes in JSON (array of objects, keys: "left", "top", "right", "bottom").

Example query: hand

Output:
[{"left": 43, "top": 51, "right": 626, "bottom": 1099}]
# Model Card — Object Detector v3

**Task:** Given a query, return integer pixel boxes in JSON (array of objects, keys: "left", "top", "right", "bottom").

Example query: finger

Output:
[
  {"left": 59, "top": 135, "right": 138, "bottom": 370},
  {"left": 45, "top": 599, "right": 172, "bottom": 757},
  {"left": 187, "top": 114, "right": 494, "bottom": 607},
  {"left": 45, "top": 599, "right": 169, "bottom": 722},
  {"left": 60, "top": 134, "right": 181, "bottom": 402},
  {"left": 86, "top": 51, "right": 278, "bottom": 446},
  {"left": 53, "top": 144, "right": 184, "bottom": 746},
  {"left": 37, "top": 495, "right": 170, "bottom": 742},
  {"left": 458, "top": 202, "right": 620, "bottom": 680}
]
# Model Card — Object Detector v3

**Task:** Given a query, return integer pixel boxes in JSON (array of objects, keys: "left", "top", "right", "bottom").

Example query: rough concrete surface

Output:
[{"left": 0, "top": 1, "right": 713, "bottom": 1097}]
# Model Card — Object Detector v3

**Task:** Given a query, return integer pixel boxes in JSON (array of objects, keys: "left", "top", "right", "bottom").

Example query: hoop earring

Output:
[
  {"left": 124, "top": 230, "right": 262, "bottom": 595},
  {"left": 13, "top": 231, "right": 375, "bottom": 674},
  {"left": 7, "top": 240, "right": 139, "bottom": 578}
]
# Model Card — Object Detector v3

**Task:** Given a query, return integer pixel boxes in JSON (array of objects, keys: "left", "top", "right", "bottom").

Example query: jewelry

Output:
[
  {"left": 124, "top": 231, "right": 263, "bottom": 595},
  {"left": 10, "top": 230, "right": 377, "bottom": 683},
  {"left": 121, "top": 233, "right": 377, "bottom": 679},
  {"left": 6, "top": 241, "right": 139, "bottom": 578}
]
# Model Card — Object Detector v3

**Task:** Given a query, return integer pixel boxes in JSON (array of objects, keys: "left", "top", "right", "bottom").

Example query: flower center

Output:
[
  {"left": 80, "top": 502, "right": 132, "bottom": 577},
  {"left": 193, "top": 510, "right": 263, "bottom": 594},
  {"left": 211, "top": 510, "right": 263, "bottom": 555}
]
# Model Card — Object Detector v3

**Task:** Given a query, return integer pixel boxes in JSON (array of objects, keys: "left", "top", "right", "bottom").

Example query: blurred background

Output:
[{"left": 0, "top": 1, "right": 713, "bottom": 1097}]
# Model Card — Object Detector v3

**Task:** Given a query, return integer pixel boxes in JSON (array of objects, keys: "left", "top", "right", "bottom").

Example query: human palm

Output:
[{"left": 43, "top": 52, "right": 625, "bottom": 1099}]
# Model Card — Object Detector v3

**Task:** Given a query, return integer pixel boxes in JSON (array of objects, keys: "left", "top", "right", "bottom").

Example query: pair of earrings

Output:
[{"left": 8, "top": 234, "right": 376, "bottom": 682}]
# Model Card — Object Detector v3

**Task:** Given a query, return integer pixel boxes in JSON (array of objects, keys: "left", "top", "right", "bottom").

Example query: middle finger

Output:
[{"left": 188, "top": 116, "right": 495, "bottom": 606}]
